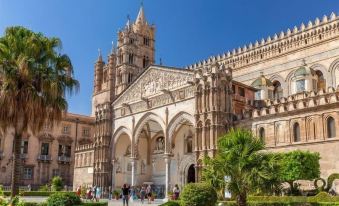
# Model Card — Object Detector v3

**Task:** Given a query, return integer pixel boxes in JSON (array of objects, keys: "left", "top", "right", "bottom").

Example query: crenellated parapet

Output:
[
  {"left": 247, "top": 86, "right": 339, "bottom": 120},
  {"left": 186, "top": 12, "right": 339, "bottom": 71}
]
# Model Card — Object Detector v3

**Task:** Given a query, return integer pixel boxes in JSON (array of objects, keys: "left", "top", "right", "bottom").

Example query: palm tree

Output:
[
  {"left": 0, "top": 26, "right": 79, "bottom": 197},
  {"left": 203, "top": 128, "right": 280, "bottom": 206}
]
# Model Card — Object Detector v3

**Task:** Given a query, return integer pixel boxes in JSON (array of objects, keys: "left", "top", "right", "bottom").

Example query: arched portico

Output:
[{"left": 111, "top": 127, "right": 132, "bottom": 188}]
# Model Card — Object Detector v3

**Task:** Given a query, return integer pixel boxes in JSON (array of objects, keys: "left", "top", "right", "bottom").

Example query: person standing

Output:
[
  {"left": 146, "top": 184, "right": 152, "bottom": 204},
  {"left": 92, "top": 186, "right": 97, "bottom": 202},
  {"left": 122, "top": 184, "right": 130, "bottom": 206},
  {"left": 140, "top": 186, "right": 146, "bottom": 204},
  {"left": 173, "top": 184, "right": 180, "bottom": 200},
  {"left": 108, "top": 186, "right": 112, "bottom": 200},
  {"left": 96, "top": 186, "right": 101, "bottom": 202}
]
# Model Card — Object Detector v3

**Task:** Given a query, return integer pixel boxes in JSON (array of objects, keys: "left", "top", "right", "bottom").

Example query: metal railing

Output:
[
  {"left": 20, "top": 153, "right": 28, "bottom": 159},
  {"left": 58, "top": 155, "right": 71, "bottom": 163},
  {"left": 37, "top": 154, "right": 52, "bottom": 161}
]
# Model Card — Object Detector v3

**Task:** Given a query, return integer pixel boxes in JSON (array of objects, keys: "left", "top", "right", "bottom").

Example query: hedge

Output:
[
  {"left": 247, "top": 193, "right": 339, "bottom": 203},
  {"left": 221, "top": 193, "right": 339, "bottom": 206},
  {"left": 221, "top": 202, "right": 339, "bottom": 206},
  {"left": 3, "top": 191, "right": 76, "bottom": 197},
  {"left": 159, "top": 201, "right": 181, "bottom": 206},
  {"left": 21, "top": 203, "right": 108, "bottom": 206}
]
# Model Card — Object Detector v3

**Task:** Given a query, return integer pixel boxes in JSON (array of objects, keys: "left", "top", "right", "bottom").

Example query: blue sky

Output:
[{"left": 0, "top": 0, "right": 338, "bottom": 115}]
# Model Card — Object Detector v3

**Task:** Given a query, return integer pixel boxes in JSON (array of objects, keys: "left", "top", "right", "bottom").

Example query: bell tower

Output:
[
  {"left": 115, "top": 5, "right": 155, "bottom": 94},
  {"left": 91, "top": 4, "right": 155, "bottom": 191}
]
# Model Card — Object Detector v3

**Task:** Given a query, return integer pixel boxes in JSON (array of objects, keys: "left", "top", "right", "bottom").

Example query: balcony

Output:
[
  {"left": 58, "top": 155, "right": 71, "bottom": 164},
  {"left": 20, "top": 153, "right": 28, "bottom": 159},
  {"left": 37, "top": 155, "right": 52, "bottom": 162}
]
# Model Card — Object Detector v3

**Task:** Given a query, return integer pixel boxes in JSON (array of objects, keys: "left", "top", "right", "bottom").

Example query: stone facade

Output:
[
  {"left": 0, "top": 113, "right": 94, "bottom": 188},
  {"left": 72, "top": 6, "right": 339, "bottom": 198}
]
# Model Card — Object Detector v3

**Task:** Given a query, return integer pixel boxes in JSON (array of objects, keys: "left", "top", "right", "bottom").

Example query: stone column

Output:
[
  {"left": 164, "top": 155, "right": 171, "bottom": 200},
  {"left": 131, "top": 159, "right": 136, "bottom": 186},
  {"left": 111, "top": 160, "right": 116, "bottom": 188}
]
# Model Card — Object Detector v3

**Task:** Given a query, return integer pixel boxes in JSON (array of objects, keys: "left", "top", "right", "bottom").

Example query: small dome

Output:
[
  {"left": 294, "top": 65, "right": 315, "bottom": 77},
  {"left": 252, "top": 74, "right": 273, "bottom": 87}
]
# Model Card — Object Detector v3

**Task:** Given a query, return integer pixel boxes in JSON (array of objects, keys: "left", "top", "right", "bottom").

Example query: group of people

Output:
[
  {"left": 121, "top": 184, "right": 153, "bottom": 206},
  {"left": 75, "top": 183, "right": 181, "bottom": 205},
  {"left": 76, "top": 185, "right": 102, "bottom": 202}
]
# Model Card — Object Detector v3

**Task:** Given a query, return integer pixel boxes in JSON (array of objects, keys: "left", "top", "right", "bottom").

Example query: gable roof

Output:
[{"left": 113, "top": 65, "right": 194, "bottom": 106}]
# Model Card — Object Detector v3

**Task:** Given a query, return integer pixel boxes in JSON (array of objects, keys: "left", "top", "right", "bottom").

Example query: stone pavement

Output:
[{"left": 20, "top": 197, "right": 163, "bottom": 206}]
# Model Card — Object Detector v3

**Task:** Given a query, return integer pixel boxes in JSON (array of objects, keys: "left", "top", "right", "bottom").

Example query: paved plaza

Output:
[{"left": 20, "top": 197, "right": 163, "bottom": 206}]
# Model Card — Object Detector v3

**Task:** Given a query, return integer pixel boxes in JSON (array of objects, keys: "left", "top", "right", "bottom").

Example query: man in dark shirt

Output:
[{"left": 122, "top": 184, "right": 130, "bottom": 206}]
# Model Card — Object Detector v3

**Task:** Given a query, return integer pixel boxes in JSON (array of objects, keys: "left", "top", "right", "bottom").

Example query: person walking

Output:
[
  {"left": 121, "top": 184, "right": 130, "bottom": 206},
  {"left": 140, "top": 186, "right": 146, "bottom": 204},
  {"left": 173, "top": 184, "right": 180, "bottom": 200}
]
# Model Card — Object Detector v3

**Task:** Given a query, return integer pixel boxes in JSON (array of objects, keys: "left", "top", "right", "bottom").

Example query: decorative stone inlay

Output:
[{"left": 114, "top": 67, "right": 194, "bottom": 106}]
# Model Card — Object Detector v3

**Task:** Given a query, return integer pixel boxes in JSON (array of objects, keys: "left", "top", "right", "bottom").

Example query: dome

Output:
[
  {"left": 294, "top": 65, "right": 315, "bottom": 77},
  {"left": 251, "top": 74, "right": 273, "bottom": 87}
]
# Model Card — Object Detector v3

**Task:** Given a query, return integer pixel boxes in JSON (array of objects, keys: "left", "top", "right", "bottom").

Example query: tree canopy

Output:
[
  {"left": 0, "top": 26, "right": 79, "bottom": 196},
  {"left": 202, "top": 128, "right": 280, "bottom": 206}
]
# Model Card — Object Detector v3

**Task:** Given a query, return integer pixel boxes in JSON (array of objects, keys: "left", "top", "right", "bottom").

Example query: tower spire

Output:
[
  {"left": 97, "top": 48, "right": 103, "bottom": 62},
  {"left": 135, "top": 3, "right": 146, "bottom": 25}
]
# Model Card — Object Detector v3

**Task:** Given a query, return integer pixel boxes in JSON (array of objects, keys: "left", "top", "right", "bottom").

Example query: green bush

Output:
[
  {"left": 308, "top": 191, "right": 338, "bottom": 202},
  {"left": 326, "top": 173, "right": 339, "bottom": 190},
  {"left": 46, "top": 192, "right": 81, "bottom": 206},
  {"left": 3, "top": 191, "right": 76, "bottom": 197},
  {"left": 51, "top": 176, "right": 63, "bottom": 192},
  {"left": 180, "top": 183, "right": 217, "bottom": 206},
  {"left": 39, "top": 184, "right": 50, "bottom": 192},
  {"left": 159, "top": 201, "right": 181, "bottom": 206}
]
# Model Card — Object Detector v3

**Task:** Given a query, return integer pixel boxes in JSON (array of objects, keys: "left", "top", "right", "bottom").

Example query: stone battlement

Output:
[
  {"left": 186, "top": 12, "right": 339, "bottom": 70},
  {"left": 75, "top": 143, "right": 94, "bottom": 152},
  {"left": 248, "top": 87, "right": 339, "bottom": 119}
]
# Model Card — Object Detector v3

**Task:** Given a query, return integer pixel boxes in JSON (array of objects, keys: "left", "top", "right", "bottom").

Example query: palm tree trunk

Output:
[
  {"left": 237, "top": 193, "right": 247, "bottom": 206},
  {"left": 11, "top": 132, "right": 22, "bottom": 197}
]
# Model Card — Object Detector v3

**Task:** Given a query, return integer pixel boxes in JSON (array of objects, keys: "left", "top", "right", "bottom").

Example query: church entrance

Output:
[{"left": 187, "top": 164, "right": 195, "bottom": 183}]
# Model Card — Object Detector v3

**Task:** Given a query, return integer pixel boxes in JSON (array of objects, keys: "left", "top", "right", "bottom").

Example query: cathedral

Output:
[{"left": 73, "top": 6, "right": 339, "bottom": 198}]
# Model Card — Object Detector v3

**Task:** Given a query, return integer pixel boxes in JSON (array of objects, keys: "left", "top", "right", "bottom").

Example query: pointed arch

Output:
[
  {"left": 329, "top": 59, "right": 339, "bottom": 87},
  {"left": 133, "top": 112, "right": 166, "bottom": 141},
  {"left": 167, "top": 111, "right": 195, "bottom": 143},
  {"left": 310, "top": 63, "right": 331, "bottom": 90},
  {"left": 285, "top": 70, "right": 296, "bottom": 96},
  {"left": 112, "top": 126, "right": 132, "bottom": 145},
  {"left": 269, "top": 74, "right": 287, "bottom": 97}
]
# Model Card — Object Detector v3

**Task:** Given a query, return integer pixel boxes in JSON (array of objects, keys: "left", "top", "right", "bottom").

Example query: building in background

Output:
[{"left": 0, "top": 113, "right": 94, "bottom": 189}]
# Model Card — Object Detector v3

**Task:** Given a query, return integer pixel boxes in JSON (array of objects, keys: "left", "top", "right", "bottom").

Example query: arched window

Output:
[
  {"left": 327, "top": 117, "right": 336, "bottom": 138},
  {"left": 118, "top": 49, "right": 123, "bottom": 64},
  {"left": 296, "top": 79, "right": 306, "bottom": 93},
  {"left": 259, "top": 127, "right": 265, "bottom": 142},
  {"left": 315, "top": 70, "right": 326, "bottom": 91},
  {"left": 185, "top": 135, "right": 193, "bottom": 153},
  {"left": 293, "top": 123, "right": 301, "bottom": 142},
  {"left": 128, "top": 53, "right": 134, "bottom": 64},
  {"left": 273, "top": 81, "right": 283, "bottom": 100},
  {"left": 128, "top": 73, "right": 133, "bottom": 83}
]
